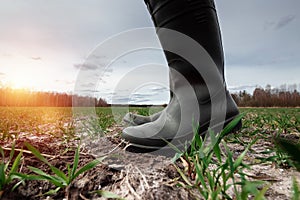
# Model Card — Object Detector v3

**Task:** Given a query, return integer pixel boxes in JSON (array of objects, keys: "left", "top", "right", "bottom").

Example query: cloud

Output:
[
  {"left": 275, "top": 15, "right": 296, "bottom": 29},
  {"left": 150, "top": 87, "right": 169, "bottom": 94},
  {"left": 266, "top": 15, "right": 297, "bottom": 30},
  {"left": 31, "top": 56, "right": 41, "bottom": 60},
  {"left": 130, "top": 93, "right": 154, "bottom": 102},
  {"left": 74, "top": 61, "right": 111, "bottom": 73},
  {"left": 111, "top": 95, "right": 152, "bottom": 104},
  {"left": 264, "top": 15, "right": 296, "bottom": 31},
  {"left": 111, "top": 97, "right": 130, "bottom": 104},
  {"left": 74, "top": 63, "right": 98, "bottom": 70},
  {"left": 134, "top": 99, "right": 151, "bottom": 103}
]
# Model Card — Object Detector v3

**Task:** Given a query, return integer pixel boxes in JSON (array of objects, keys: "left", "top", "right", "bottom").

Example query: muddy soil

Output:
[{"left": 1, "top": 125, "right": 299, "bottom": 200}]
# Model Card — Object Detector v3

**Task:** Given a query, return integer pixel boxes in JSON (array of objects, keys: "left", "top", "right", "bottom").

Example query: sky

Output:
[{"left": 0, "top": 0, "right": 299, "bottom": 104}]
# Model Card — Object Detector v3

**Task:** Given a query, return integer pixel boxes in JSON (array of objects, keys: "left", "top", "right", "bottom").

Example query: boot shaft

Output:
[{"left": 144, "top": 0, "right": 225, "bottom": 78}]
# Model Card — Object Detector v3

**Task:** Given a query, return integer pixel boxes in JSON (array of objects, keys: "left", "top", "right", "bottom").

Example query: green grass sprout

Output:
[
  {"left": 0, "top": 142, "right": 24, "bottom": 197},
  {"left": 16, "top": 142, "right": 105, "bottom": 198}
]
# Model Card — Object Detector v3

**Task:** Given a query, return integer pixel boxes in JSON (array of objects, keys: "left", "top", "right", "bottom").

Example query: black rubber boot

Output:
[
  {"left": 123, "top": 111, "right": 162, "bottom": 126},
  {"left": 122, "top": 0, "right": 241, "bottom": 150}
]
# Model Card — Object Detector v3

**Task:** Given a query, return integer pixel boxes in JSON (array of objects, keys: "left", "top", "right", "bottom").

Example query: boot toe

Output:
[{"left": 122, "top": 113, "right": 137, "bottom": 126}]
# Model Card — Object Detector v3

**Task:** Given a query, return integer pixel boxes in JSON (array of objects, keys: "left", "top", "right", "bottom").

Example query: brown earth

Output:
[{"left": 1, "top": 125, "right": 300, "bottom": 200}]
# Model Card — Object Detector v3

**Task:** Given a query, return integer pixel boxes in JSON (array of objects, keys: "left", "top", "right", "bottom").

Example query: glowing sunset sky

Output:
[{"left": 0, "top": 0, "right": 299, "bottom": 104}]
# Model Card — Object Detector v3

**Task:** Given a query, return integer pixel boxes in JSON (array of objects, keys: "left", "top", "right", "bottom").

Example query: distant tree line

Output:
[
  {"left": 0, "top": 88, "right": 108, "bottom": 107},
  {"left": 0, "top": 84, "right": 299, "bottom": 107},
  {"left": 232, "top": 84, "right": 300, "bottom": 107}
]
